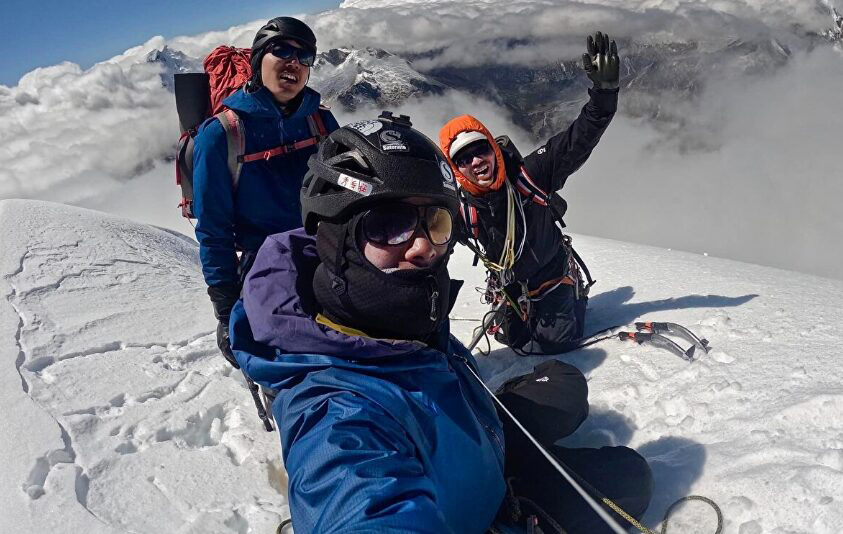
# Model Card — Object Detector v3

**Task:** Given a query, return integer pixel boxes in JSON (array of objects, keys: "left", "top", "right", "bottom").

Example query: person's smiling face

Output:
[
  {"left": 454, "top": 140, "right": 497, "bottom": 188},
  {"left": 260, "top": 39, "right": 309, "bottom": 104}
]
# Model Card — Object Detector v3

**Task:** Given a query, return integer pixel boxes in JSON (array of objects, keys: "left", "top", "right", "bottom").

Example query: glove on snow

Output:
[{"left": 582, "top": 31, "right": 620, "bottom": 90}]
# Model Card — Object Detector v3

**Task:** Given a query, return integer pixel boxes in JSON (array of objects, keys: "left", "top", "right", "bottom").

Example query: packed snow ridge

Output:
[{"left": 2, "top": 199, "right": 843, "bottom": 533}]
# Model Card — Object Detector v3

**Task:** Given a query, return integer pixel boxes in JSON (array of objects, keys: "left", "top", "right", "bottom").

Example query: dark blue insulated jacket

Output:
[
  {"left": 192, "top": 86, "right": 339, "bottom": 287},
  {"left": 229, "top": 229, "right": 506, "bottom": 533}
]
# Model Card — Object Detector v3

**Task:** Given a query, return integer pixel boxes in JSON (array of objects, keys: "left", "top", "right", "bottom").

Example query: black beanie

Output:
[{"left": 249, "top": 16, "right": 317, "bottom": 89}]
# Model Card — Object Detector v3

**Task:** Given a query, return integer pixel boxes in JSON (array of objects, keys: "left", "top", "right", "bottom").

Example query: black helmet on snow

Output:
[
  {"left": 301, "top": 112, "right": 461, "bottom": 234},
  {"left": 250, "top": 17, "right": 317, "bottom": 75}
]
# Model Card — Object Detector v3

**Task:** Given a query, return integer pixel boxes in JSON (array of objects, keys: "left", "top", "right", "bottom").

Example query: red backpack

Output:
[{"left": 174, "top": 46, "right": 329, "bottom": 219}]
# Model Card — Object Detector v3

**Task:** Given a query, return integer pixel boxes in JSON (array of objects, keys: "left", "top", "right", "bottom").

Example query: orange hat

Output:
[{"left": 439, "top": 115, "right": 506, "bottom": 196}]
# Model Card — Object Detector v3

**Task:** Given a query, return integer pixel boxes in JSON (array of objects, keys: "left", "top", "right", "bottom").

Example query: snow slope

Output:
[{"left": 3, "top": 200, "right": 843, "bottom": 533}]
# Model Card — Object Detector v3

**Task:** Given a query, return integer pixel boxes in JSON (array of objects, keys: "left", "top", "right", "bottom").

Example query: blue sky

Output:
[{"left": 0, "top": 0, "right": 341, "bottom": 86}]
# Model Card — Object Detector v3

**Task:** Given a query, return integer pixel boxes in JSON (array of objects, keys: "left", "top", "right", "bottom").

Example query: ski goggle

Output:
[
  {"left": 268, "top": 42, "right": 316, "bottom": 67},
  {"left": 452, "top": 140, "right": 493, "bottom": 168},
  {"left": 361, "top": 203, "right": 454, "bottom": 246}
]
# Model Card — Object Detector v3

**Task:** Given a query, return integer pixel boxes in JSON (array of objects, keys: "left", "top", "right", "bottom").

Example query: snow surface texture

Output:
[
  {"left": 0, "top": 201, "right": 287, "bottom": 533},
  {"left": 3, "top": 199, "right": 842, "bottom": 533}
]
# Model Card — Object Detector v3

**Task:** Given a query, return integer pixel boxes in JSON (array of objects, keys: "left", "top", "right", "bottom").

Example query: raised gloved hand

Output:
[
  {"left": 582, "top": 31, "right": 620, "bottom": 90},
  {"left": 216, "top": 319, "right": 240, "bottom": 368}
]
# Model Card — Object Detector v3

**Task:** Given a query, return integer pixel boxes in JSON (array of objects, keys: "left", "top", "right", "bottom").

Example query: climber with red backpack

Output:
[
  {"left": 439, "top": 31, "right": 619, "bottom": 356},
  {"left": 174, "top": 17, "right": 339, "bottom": 383}
]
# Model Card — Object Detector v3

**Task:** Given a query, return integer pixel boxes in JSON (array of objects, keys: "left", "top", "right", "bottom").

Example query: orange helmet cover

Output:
[{"left": 439, "top": 115, "right": 506, "bottom": 196}]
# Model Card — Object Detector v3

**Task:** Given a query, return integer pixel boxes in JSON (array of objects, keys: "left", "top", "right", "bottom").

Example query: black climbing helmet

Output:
[
  {"left": 250, "top": 16, "right": 317, "bottom": 75},
  {"left": 301, "top": 112, "right": 461, "bottom": 234}
]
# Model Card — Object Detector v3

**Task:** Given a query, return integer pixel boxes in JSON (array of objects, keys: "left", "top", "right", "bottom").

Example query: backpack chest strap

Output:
[
  {"left": 217, "top": 108, "right": 328, "bottom": 190},
  {"left": 239, "top": 136, "right": 320, "bottom": 162}
]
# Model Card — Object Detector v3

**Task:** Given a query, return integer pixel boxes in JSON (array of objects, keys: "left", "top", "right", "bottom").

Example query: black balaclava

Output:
[{"left": 312, "top": 215, "right": 452, "bottom": 343}]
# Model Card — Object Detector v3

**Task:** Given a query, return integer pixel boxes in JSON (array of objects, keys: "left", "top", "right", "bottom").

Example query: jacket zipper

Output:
[{"left": 452, "top": 353, "right": 505, "bottom": 460}]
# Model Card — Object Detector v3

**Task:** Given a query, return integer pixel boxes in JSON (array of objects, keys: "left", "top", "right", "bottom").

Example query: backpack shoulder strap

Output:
[
  {"left": 307, "top": 108, "right": 330, "bottom": 139},
  {"left": 517, "top": 165, "right": 569, "bottom": 229},
  {"left": 215, "top": 108, "right": 245, "bottom": 191},
  {"left": 459, "top": 195, "right": 480, "bottom": 240},
  {"left": 515, "top": 165, "right": 549, "bottom": 206}
]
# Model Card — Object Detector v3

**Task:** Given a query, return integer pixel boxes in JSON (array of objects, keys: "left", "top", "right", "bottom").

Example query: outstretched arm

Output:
[
  {"left": 279, "top": 391, "right": 453, "bottom": 534},
  {"left": 525, "top": 31, "right": 620, "bottom": 192}
]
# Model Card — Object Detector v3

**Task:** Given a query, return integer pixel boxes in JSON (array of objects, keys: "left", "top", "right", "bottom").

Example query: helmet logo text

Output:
[
  {"left": 337, "top": 173, "right": 373, "bottom": 196},
  {"left": 379, "top": 130, "right": 409, "bottom": 152},
  {"left": 347, "top": 120, "right": 383, "bottom": 136}
]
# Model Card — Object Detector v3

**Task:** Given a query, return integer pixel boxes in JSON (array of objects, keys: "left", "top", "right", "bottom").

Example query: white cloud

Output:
[
  {"left": 0, "top": 0, "right": 840, "bottom": 279},
  {"left": 0, "top": 60, "right": 176, "bottom": 205},
  {"left": 563, "top": 46, "right": 843, "bottom": 279},
  {"left": 331, "top": 90, "right": 536, "bottom": 150},
  {"left": 320, "top": 0, "right": 832, "bottom": 68}
]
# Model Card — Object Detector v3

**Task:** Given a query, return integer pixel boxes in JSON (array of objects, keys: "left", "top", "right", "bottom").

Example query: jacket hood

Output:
[
  {"left": 223, "top": 85, "right": 322, "bottom": 119},
  {"left": 439, "top": 115, "right": 507, "bottom": 196},
  {"left": 240, "top": 228, "right": 426, "bottom": 360}
]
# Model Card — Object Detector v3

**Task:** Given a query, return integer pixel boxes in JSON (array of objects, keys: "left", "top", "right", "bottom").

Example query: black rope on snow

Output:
[
  {"left": 657, "top": 495, "right": 724, "bottom": 534},
  {"left": 276, "top": 518, "right": 292, "bottom": 534}
]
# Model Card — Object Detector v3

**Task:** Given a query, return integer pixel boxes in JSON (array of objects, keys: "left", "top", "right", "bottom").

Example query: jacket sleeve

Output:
[
  {"left": 278, "top": 387, "right": 454, "bottom": 534},
  {"left": 524, "top": 87, "right": 618, "bottom": 192},
  {"left": 192, "top": 118, "right": 239, "bottom": 289}
]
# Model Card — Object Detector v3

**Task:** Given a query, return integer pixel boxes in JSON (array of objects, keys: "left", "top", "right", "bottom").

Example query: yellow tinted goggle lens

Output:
[
  {"left": 425, "top": 207, "right": 453, "bottom": 245},
  {"left": 362, "top": 204, "right": 453, "bottom": 246}
]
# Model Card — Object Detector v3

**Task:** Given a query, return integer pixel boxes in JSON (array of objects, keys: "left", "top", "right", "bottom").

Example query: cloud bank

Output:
[
  {"left": 563, "top": 46, "right": 843, "bottom": 279},
  {"left": 0, "top": 60, "right": 175, "bottom": 205},
  {"left": 0, "top": 0, "right": 840, "bottom": 279},
  {"left": 311, "top": 0, "right": 834, "bottom": 68}
]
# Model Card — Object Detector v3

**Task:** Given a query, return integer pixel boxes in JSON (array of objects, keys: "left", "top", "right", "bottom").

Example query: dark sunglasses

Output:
[
  {"left": 361, "top": 203, "right": 454, "bottom": 247},
  {"left": 453, "top": 140, "right": 492, "bottom": 168},
  {"left": 268, "top": 42, "right": 316, "bottom": 67}
]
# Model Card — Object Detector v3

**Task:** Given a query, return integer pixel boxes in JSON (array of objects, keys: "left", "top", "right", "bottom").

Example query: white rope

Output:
[{"left": 462, "top": 363, "right": 628, "bottom": 534}]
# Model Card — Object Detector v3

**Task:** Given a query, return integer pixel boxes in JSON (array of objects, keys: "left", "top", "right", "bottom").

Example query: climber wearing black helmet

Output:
[
  {"left": 191, "top": 17, "right": 339, "bottom": 368},
  {"left": 227, "top": 113, "right": 504, "bottom": 532}
]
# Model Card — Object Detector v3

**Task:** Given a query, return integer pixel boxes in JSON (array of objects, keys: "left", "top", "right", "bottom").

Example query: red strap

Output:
[
  {"left": 240, "top": 136, "right": 320, "bottom": 162},
  {"left": 516, "top": 165, "right": 549, "bottom": 207},
  {"left": 459, "top": 201, "right": 480, "bottom": 239},
  {"left": 238, "top": 110, "right": 327, "bottom": 164},
  {"left": 311, "top": 110, "right": 328, "bottom": 137},
  {"left": 519, "top": 165, "right": 546, "bottom": 194}
]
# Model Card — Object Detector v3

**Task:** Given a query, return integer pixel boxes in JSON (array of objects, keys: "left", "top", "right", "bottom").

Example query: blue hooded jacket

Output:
[
  {"left": 230, "top": 229, "right": 506, "bottom": 533},
  {"left": 192, "top": 86, "right": 339, "bottom": 287}
]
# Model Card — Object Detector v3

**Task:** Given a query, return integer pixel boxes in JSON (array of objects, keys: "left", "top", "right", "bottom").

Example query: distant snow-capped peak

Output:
[
  {"left": 145, "top": 46, "right": 204, "bottom": 88},
  {"left": 310, "top": 47, "right": 445, "bottom": 109}
]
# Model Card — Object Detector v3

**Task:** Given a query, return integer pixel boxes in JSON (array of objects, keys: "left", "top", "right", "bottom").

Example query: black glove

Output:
[
  {"left": 208, "top": 284, "right": 241, "bottom": 368},
  {"left": 216, "top": 319, "right": 240, "bottom": 368},
  {"left": 208, "top": 283, "right": 241, "bottom": 320},
  {"left": 582, "top": 31, "right": 620, "bottom": 90}
]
